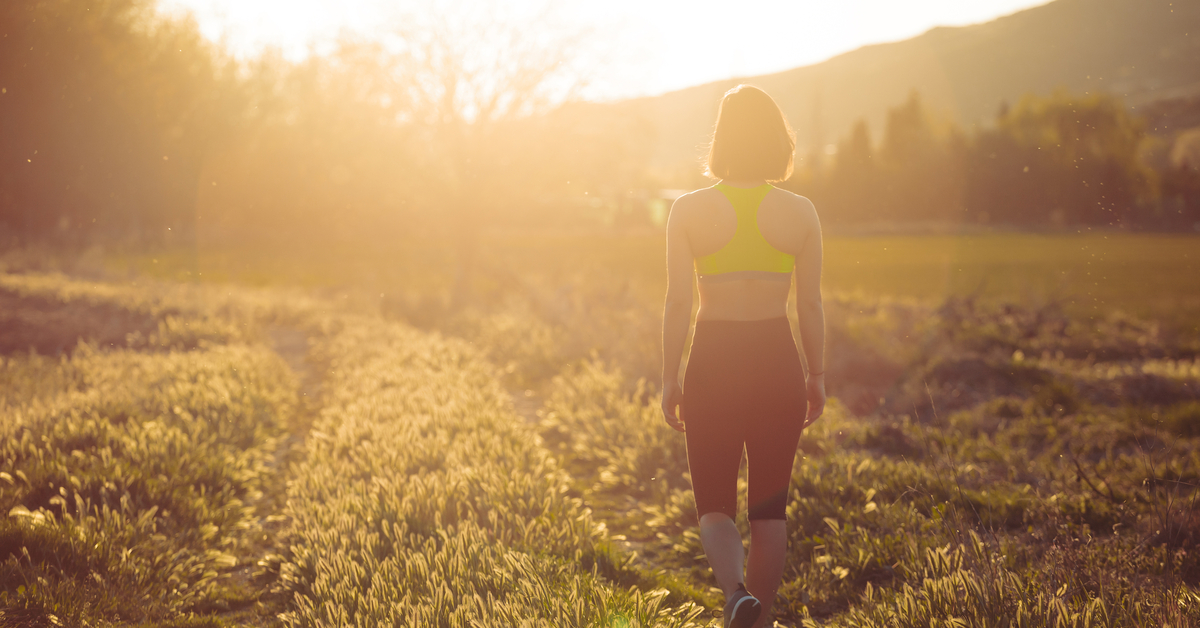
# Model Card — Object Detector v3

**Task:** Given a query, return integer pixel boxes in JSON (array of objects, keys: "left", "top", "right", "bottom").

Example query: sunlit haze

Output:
[
  {"left": 158, "top": 0, "right": 1053, "bottom": 100},
  {"left": 6, "top": 0, "right": 1200, "bottom": 617}
]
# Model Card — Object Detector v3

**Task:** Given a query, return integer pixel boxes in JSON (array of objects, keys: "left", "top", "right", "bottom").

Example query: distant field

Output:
[
  {"left": 823, "top": 233, "right": 1200, "bottom": 328},
  {"left": 4, "top": 250, "right": 1198, "bottom": 625},
  {"left": 104, "top": 232, "right": 1200, "bottom": 331},
  {"left": 489, "top": 231, "right": 1200, "bottom": 330}
]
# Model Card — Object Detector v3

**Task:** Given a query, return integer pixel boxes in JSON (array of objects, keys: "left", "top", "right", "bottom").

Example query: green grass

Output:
[
  {"left": 2, "top": 233, "right": 1198, "bottom": 627},
  {"left": 821, "top": 233, "right": 1200, "bottom": 331},
  {"left": 75, "top": 231, "right": 1200, "bottom": 334},
  {"left": 518, "top": 307, "right": 1200, "bottom": 626},
  {"left": 0, "top": 272, "right": 712, "bottom": 627},
  {"left": 481, "top": 231, "right": 1200, "bottom": 331},
  {"left": 0, "top": 274, "right": 297, "bottom": 625},
  {"left": 274, "top": 315, "right": 707, "bottom": 627}
]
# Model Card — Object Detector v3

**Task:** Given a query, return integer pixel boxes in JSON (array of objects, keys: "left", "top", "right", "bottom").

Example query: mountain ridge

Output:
[{"left": 610, "top": 0, "right": 1200, "bottom": 178}]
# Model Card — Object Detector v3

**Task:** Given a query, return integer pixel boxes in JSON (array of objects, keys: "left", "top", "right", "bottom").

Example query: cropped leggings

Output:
[{"left": 682, "top": 317, "right": 806, "bottom": 521}]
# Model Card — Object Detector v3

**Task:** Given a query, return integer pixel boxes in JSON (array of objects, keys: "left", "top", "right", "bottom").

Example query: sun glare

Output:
[
  {"left": 160, "top": 0, "right": 1052, "bottom": 99},
  {"left": 158, "top": 0, "right": 384, "bottom": 58},
  {"left": 7, "top": 0, "right": 1200, "bottom": 621}
]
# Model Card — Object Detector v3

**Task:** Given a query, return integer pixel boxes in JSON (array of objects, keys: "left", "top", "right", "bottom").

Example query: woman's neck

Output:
[{"left": 718, "top": 179, "right": 768, "bottom": 189}]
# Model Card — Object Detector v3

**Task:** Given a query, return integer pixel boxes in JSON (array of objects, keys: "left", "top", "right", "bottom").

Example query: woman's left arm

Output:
[
  {"left": 661, "top": 198, "right": 694, "bottom": 433},
  {"left": 793, "top": 197, "right": 826, "bottom": 428}
]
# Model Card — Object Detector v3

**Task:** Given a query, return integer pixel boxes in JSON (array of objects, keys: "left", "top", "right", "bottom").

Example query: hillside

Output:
[{"left": 617, "top": 0, "right": 1200, "bottom": 177}]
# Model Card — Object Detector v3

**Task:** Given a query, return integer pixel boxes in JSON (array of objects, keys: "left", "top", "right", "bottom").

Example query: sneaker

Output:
[{"left": 723, "top": 584, "right": 761, "bottom": 628}]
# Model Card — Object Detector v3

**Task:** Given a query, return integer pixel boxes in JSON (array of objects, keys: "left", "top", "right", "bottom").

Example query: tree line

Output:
[
  {"left": 786, "top": 91, "right": 1200, "bottom": 231},
  {"left": 3, "top": 0, "right": 1198, "bottom": 253},
  {"left": 0, "top": 0, "right": 650, "bottom": 251}
]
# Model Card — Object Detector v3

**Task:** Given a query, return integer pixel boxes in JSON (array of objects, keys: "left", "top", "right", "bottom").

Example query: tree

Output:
[
  {"left": 825, "top": 118, "right": 880, "bottom": 223},
  {"left": 0, "top": 0, "right": 239, "bottom": 244},
  {"left": 965, "top": 90, "right": 1157, "bottom": 227},
  {"left": 376, "top": 2, "right": 598, "bottom": 305},
  {"left": 178, "top": 0, "right": 628, "bottom": 305},
  {"left": 1161, "top": 128, "right": 1200, "bottom": 229},
  {"left": 877, "top": 91, "right": 966, "bottom": 223},
  {"left": 196, "top": 43, "right": 419, "bottom": 247}
]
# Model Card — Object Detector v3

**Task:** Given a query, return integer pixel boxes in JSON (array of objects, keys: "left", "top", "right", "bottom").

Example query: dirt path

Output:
[
  {"left": 211, "top": 326, "right": 325, "bottom": 624},
  {"left": 268, "top": 326, "right": 325, "bottom": 439},
  {"left": 508, "top": 388, "right": 543, "bottom": 424}
]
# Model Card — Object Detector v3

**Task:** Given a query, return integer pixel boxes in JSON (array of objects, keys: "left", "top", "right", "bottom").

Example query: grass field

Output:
[
  {"left": 1, "top": 231, "right": 1198, "bottom": 626},
  {"left": 65, "top": 231, "right": 1200, "bottom": 333},
  {"left": 820, "top": 233, "right": 1200, "bottom": 331},
  {"left": 485, "top": 232, "right": 1200, "bottom": 330}
]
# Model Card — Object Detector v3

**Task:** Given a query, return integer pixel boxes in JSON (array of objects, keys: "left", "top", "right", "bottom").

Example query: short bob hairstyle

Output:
[{"left": 705, "top": 85, "right": 795, "bottom": 182}]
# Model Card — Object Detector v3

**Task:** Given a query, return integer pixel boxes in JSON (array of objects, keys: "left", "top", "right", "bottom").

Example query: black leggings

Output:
[{"left": 682, "top": 317, "right": 806, "bottom": 521}]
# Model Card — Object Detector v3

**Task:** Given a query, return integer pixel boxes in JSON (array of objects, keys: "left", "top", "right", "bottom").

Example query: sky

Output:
[{"left": 158, "top": 0, "right": 1053, "bottom": 101}]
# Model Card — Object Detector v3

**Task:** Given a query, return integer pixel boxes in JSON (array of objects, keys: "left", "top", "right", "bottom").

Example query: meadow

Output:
[
  {"left": 0, "top": 231, "right": 1198, "bottom": 626},
  {"left": 75, "top": 232, "right": 1200, "bottom": 331},
  {"left": 6, "top": 0, "right": 1199, "bottom": 623}
]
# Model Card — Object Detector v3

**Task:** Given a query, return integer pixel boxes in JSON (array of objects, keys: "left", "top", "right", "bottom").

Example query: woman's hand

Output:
[
  {"left": 661, "top": 380, "right": 686, "bottom": 433},
  {"left": 803, "top": 372, "right": 825, "bottom": 429}
]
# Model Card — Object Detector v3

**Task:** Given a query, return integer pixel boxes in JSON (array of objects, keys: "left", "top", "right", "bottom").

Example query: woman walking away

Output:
[{"left": 660, "top": 84, "right": 826, "bottom": 628}]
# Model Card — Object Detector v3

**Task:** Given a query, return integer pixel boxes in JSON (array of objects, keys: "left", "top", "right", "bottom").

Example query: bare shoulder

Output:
[
  {"left": 668, "top": 187, "right": 717, "bottom": 224},
  {"left": 768, "top": 188, "right": 819, "bottom": 222},
  {"left": 671, "top": 187, "right": 720, "bottom": 208}
]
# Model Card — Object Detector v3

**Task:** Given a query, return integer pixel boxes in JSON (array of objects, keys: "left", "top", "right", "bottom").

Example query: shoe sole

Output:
[{"left": 728, "top": 595, "right": 761, "bottom": 628}]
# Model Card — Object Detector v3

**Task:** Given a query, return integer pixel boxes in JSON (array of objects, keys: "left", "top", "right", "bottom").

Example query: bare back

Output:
[{"left": 669, "top": 183, "right": 821, "bottom": 321}]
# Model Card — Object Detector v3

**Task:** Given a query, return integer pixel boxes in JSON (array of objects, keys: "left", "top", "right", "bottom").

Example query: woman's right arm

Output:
[
  {"left": 793, "top": 198, "right": 826, "bottom": 428},
  {"left": 661, "top": 198, "right": 694, "bottom": 433}
]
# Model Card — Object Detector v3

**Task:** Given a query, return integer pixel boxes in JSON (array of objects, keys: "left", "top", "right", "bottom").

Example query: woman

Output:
[{"left": 660, "top": 84, "right": 825, "bottom": 628}]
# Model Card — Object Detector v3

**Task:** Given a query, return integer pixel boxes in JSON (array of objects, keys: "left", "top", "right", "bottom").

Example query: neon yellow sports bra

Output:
[{"left": 694, "top": 183, "right": 794, "bottom": 283}]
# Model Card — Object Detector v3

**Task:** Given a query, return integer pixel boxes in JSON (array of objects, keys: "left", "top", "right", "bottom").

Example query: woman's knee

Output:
[
  {"left": 699, "top": 511, "right": 736, "bottom": 527},
  {"left": 748, "top": 518, "right": 787, "bottom": 534}
]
